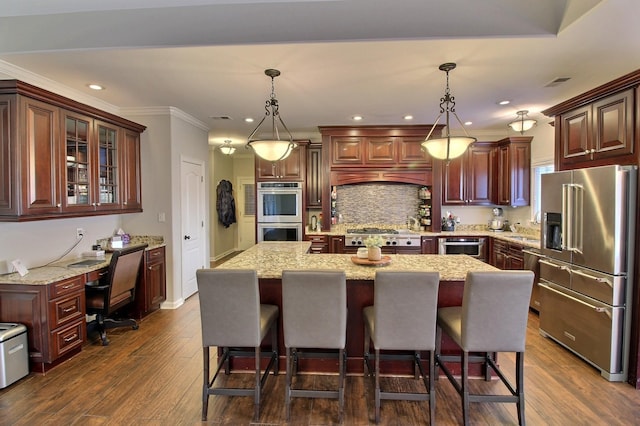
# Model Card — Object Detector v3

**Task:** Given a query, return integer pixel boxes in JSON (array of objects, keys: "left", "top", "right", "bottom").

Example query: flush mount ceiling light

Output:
[
  {"left": 422, "top": 63, "right": 476, "bottom": 161},
  {"left": 246, "top": 69, "right": 297, "bottom": 162},
  {"left": 508, "top": 110, "right": 537, "bottom": 134},
  {"left": 219, "top": 139, "right": 236, "bottom": 155}
]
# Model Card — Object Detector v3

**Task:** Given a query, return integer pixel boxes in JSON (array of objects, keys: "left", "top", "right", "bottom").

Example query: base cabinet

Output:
[
  {"left": 305, "top": 234, "right": 329, "bottom": 254},
  {"left": 0, "top": 275, "right": 86, "bottom": 372},
  {"left": 134, "top": 246, "right": 166, "bottom": 319}
]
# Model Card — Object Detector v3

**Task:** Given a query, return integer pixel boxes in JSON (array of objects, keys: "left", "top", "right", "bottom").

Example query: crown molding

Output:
[{"left": 120, "top": 106, "right": 210, "bottom": 131}]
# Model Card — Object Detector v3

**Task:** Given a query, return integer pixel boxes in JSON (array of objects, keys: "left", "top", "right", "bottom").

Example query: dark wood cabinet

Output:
[
  {"left": 421, "top": 236, "right": 437, "bottom": 254},
  {"left": 557, "top": 89, "right": 634, "bottom": 169},
  {"left": 305, "top": 234, "right": 329, "bottom": 254},
  {"left": 442, "top": 142, "right": 495, "bottom": 206},
  {"left": 330, "top": 136, "right": 365, "bottom": 166},
  {"left": 330, "top": 235, "right": 345, "bottom": 253},
  {"left": 0, "top": 274, "right": 86, "bottom": 373},
  {"left": 256, "top": 144, "right": 306, "bottom": 181},
  {"left": 134, "top": 246, "right": 166, "bottom": 318},
  {"left": 306, "top": 144, "right": 323, "bottom": 208},
  {"left": 0, "top": 80, "right": 146, "bottom": 221},
  {"left": 491, "top": 238, "right": 524, "bottom": 270},
  {"left": 496, "top": 137, "right": 532, "bottom": 207}
]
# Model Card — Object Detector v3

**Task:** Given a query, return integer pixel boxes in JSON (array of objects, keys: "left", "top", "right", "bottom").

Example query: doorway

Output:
[{"left": 180, "top": 157, "right": 206, "bottom": 299}]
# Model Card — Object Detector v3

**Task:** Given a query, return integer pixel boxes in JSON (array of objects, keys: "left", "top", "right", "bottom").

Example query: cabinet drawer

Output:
[
  {"left": 49, "top": 293, "right": 85, "bottom": 328},
  {"left": 51, "top": 320, "right": 84, "bottom": 359},
  {"left": 306, "top": 235, "right": 328, "bottom": 243},
  {"left": 146, "top": 246, "right": 165, "bottom": 264},
  {"left": 49, "top": 275, "right": 85, "bottom": 298}
]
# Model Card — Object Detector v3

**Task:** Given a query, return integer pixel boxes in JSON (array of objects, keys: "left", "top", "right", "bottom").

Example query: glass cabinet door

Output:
[
  {"left": 65, "top": 115, "right": 91, "bottom": 207},
  {"left": 97, "top": 123, "right": 119, "bottom": 206}
]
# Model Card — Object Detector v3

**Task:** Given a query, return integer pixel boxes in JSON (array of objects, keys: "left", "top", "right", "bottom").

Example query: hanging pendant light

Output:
[
  {"left": 246, "top": 69, "right": 297, "bottom": 162},
  {"left": 421, "top": 63, "right": 476, "bottom": 161},
  {"left": 219, "top": 139, "right": 236, "bottom": 155},
  {"left": 508, "top": 110, "right": 537, "bottom": 134}
]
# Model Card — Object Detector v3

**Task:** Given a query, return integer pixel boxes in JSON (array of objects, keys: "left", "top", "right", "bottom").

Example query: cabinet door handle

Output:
[
  {"left": 63, "top": 333, "right": 78, "bottom": 343},
  {"left": 63, "top": 306, "right": 76, "bottom": 313}
]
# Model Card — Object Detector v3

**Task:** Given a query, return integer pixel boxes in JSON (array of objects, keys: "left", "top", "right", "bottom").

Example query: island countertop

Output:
[{"left": 215, "top": 241, "right": 498, "bottom": 280}]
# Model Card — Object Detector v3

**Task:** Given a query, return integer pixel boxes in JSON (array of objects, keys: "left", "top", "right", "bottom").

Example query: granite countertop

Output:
[
  {"left": 0, "top": 236, "right": 165, "bottom": 286},
  {"left": 306, "top": 224, "right": 542, "bottom": 249},
  {"left": 215, "top": 242, "right": 498, "bottom": 281}
]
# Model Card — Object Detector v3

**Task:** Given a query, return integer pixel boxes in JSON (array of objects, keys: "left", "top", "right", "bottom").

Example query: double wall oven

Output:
[{"left": 256, "top": 182, "right": 303, "bottom": 242}]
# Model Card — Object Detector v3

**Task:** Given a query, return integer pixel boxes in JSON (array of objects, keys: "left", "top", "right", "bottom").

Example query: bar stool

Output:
[
  {"left": 363, "top": 270, "right": 440, "bottom": 424},
  {"left": 281, "top": 270, "right": 347, "bottom": 422},
  {"left": 196, "top": 269, "right": 279, "bottom": 422},
  {"left": 435, "top": 270, "right": 534, "bottom": 425}
]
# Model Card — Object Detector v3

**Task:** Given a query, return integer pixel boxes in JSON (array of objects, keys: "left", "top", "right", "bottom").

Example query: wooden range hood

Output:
[{"left": 330, "top": 169, "right": 432, "bottom": 186}]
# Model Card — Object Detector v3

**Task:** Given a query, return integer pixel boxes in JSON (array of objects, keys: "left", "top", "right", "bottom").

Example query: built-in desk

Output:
[
  {"left": 0, "top": 241, "right": 165, "bottom": 372},
  {"left": 214, "top": 242, "right": 499, "bottom": 376}
]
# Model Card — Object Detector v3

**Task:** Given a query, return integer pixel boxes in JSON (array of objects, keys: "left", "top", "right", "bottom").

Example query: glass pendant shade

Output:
[
  {"left": 246, "top": 69, "right": 297, "bottom": 162},
  {"left": 508, "top": 110, "right": 537, "bottom": 134},
  {"left": 421, "top": 63, "right": 476, "bottom": 161},
  {"left": 219, "top": 140, "right": 236, "bottom": 155},
  {"left": 423, "top": 136, "right": 475, "bottom": 160}
]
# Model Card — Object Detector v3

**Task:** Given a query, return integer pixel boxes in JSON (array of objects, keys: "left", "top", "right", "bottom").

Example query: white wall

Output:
[{"left": 121, "top": 108, "right": 210, "bottom": 309}]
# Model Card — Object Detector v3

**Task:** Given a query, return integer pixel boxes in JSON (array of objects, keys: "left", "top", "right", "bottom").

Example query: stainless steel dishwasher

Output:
[{"left": 522, "top": 248, "right": 543, "bottom": 312}]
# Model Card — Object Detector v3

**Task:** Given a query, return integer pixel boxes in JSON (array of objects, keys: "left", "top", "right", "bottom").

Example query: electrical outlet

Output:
[{"left": 76, "top": 228, "right": 84, "bottom": 239}]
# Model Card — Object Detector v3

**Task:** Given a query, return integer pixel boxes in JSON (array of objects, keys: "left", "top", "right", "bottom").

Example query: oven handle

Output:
[{"left": 440, "top": 242, "right": 483, "bottom": 246}]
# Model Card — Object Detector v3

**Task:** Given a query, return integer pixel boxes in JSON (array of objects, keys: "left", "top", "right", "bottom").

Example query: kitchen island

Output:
[{"left": 214, "top": 242, "right": 499, "bottom": 375}]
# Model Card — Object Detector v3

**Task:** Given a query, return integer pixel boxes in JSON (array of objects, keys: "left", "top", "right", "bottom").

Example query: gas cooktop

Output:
[{"left": 345, "top": 228, "right": 399, "bottom": 235}]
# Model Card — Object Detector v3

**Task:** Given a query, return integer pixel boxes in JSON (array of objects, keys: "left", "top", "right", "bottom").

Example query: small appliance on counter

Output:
[{"left": 488, "top": 208, "right": 507, "bottom": 231}]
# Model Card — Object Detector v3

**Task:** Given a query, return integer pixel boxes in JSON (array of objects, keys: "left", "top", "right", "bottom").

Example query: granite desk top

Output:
[
  {"left": 0, "top": 238, "right": 165, "bottom": 286},
  {"left": 214, "top": 242, "right": 498, "bottom": 281}
]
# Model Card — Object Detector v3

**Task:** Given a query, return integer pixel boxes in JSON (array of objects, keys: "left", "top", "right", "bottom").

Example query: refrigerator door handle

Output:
[
  {"left": 539, "top": 259, "right": 571, "bottom": 271},
  {"left": 572, "top": 268, "right": 613, "bottom": 288},
  {"left": 562, "top": 184, "right": 570, "bottom": 251},
  {"left": 572, "top": 183, "right": 584, "bottom": 254}
]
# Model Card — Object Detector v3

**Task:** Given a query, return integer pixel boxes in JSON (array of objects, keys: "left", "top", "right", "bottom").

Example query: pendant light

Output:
[
  {"left": 508, "top": 110, "right": 537, "bottom": 134},
  {"left": 219, "top": 139, "right": 236, "bottom": 155},
  {"left": 421, "top": 63, "right": 476, "bottom": 161},
  {"left": 246, "top": 69, "right": 297, "bottom": 162}
]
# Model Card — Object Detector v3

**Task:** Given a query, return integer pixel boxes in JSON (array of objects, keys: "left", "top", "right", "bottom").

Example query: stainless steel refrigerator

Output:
[{"left": 539, "top": 164, "right": 637, "bottom": 381}]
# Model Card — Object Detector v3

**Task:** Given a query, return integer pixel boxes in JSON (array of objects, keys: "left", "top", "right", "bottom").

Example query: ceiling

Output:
[{"left": 1, "top": 0, "right": 639, "bottom": 149}]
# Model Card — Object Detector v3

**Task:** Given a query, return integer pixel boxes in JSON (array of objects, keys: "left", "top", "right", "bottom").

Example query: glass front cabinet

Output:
[{"left": 63, "top": 114, "right": 121, "bottom": 211}]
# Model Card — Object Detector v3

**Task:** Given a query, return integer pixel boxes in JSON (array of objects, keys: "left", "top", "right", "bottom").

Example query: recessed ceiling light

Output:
[
  {"left": 498, "top": 100, "right": 510, "bottom": 105},
  {"left": 244, "top": 117, "right": 254, "bottom": 123},
  {"left": 352, "top": 115, "right": 363, "bottom": 121},
  {"left": 403, "top": 115, "right": 414, "bottom": 120},
  {"left": 88, "top": 84, "right": 104, "bottom": 91},
  {"left": 464, "top": 121, "right": 473, "bottom": 126}
]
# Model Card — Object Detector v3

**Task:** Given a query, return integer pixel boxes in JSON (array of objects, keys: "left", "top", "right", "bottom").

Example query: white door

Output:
[
  {"left": 181, "top": 158, "right": 205, "bottom": 299},
  {"left": 237, "top": 177, "right": 256, "bottom": 250}
]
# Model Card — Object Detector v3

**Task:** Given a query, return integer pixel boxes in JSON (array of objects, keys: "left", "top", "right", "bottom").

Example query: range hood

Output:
[{"left": 330, "top": 170, "right": 432, "bottom": 186}]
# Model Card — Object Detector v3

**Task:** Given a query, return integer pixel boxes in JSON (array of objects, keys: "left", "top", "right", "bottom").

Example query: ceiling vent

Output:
[
  {"left": 545, "top": 77, "right": 571, "bottom": 87},
  {"left": 210, "top": 115, "right": 232, "bottom": 120}
]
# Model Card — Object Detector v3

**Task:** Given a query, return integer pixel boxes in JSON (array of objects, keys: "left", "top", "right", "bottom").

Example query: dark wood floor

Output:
[{"left": 2, "top": 292, "right": 640, "bottom": 425}]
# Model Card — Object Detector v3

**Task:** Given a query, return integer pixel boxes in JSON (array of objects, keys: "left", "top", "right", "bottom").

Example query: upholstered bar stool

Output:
[
  {"left": 435, "top": 270, "right": 534, "bottom": 426},
  {"left": 363, "top": 270, "right": 440, "bottom": 424},
  {"left": 281, "top": 270, "right": 347, "bottom": 422},
  {"left": 196, "top": 269, "right": 279, "bottom": 422}
]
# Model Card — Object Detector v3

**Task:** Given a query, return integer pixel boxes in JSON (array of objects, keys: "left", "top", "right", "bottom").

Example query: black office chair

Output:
[{"left": 85, "top": 244, "right": 147, "bottom": 345}]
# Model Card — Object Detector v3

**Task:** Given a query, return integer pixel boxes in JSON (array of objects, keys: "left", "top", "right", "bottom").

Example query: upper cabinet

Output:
[
  {"left": 542, "top": 69, "right": 640, "bottom": 171},
  {"left": 306, "top": 143, "right": 323, "bottom": 208},
  {"left": 496, "top": 136, "right": 532, "bottom": 207},
  {"left": 0, "top": 80, "right": 146, "bottom": 221},
  {"left": 255, "top": 142, "right": 307, "bottom": 181},
  {"left": 442, "top": 142, "right": 495, "bottom": 206}
]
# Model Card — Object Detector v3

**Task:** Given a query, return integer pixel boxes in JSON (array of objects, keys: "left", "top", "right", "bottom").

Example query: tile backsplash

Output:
[{"left": 335, "top": 183, "right": 421, "bottom": 224}]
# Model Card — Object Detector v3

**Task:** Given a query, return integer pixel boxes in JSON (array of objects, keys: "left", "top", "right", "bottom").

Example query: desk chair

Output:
[
  {"left": 85, "top": 244, "right": 147, "bottom": 346},
  {"left": 281, "top": 270, "right": 347, "bottom": 422},
  {"left": 363, "top": 271, "right": 440, "bottom": 424},
  {"left": 196, "top": 269, "right": 279, "bottom": 422},
  {"left": 435, "top": 270, "right": 534, "bottom": 425}
]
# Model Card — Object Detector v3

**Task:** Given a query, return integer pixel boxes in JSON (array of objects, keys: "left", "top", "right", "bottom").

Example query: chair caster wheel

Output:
[{"left": 133, "top": 324, "right": 139, "bottom": 330}]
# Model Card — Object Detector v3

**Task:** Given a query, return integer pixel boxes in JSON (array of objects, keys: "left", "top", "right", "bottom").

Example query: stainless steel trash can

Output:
[{"left": 0, "top": 323, "right": 29, "bottom": 388}]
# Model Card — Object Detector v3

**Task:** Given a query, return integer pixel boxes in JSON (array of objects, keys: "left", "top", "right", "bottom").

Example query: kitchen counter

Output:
[
  {"left": 306, "top": 225, "right": 542, "bottom": 249},
  {"left": 216, "top": 241, "right": 498, "bottom": 280}
]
